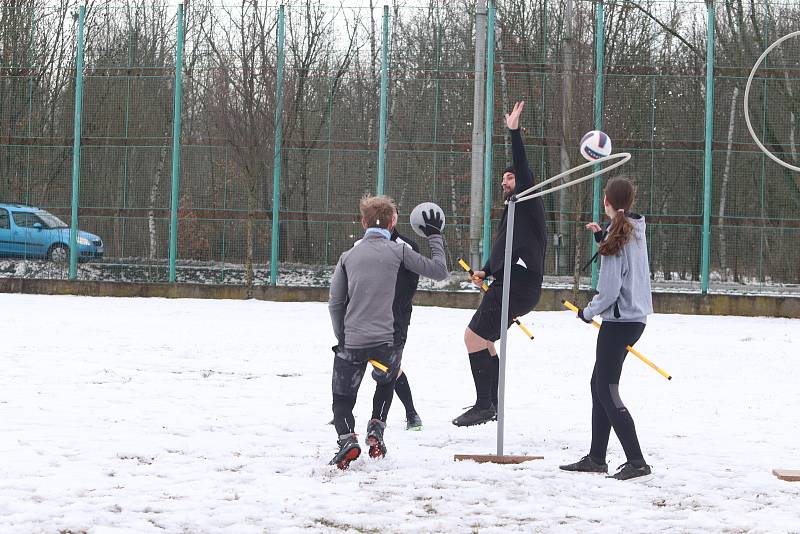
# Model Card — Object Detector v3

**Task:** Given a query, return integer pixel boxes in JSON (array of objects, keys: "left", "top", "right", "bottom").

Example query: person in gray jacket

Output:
[
  {"left": 559, "top": 176, "right": 655, "bottom": 481},
  {"left": 327, "top": 194, "right": 448, "bottom": 469}
]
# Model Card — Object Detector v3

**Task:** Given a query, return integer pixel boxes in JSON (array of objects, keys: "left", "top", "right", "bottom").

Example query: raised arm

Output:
[
  {"left": 505, "top": 101, "right": 534, "bottom": 192},
  {"left": 401, "top": 234, "right": 449, "bottom": 281}
]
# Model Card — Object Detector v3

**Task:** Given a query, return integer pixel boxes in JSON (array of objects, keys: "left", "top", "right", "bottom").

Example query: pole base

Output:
[
  {"left": 773, "top": 469, "right": 800, "bottom": 481},
  {"left": 454, "top": 454, "right": 543, "bottom": 464}
]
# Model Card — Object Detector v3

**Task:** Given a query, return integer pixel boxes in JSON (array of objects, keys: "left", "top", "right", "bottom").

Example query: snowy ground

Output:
[{"left": 0, "top": 295, "right": 798, "bottom": 533}]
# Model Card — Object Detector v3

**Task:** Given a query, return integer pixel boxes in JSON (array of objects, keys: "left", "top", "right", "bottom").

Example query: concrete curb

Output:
[{"left": 1, "top": 278, "right": 797, "bottom": 318}]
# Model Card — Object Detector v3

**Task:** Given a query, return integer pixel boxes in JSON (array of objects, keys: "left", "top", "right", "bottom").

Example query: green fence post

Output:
[
  {"left": 69, "top": 5, "right": 86, "bottom": 280},
  {"left": 168, "top": 3, "right": 185, "bottom": 283},
  {"left": 270, "top": 4, "right": 286, "bottom": 286},
  {"left": 481, "top": 0, "right": 496, "bottom": 265},
  {"left": 377, "top": 5, "right": 389, "bottom": 195},
  {"left": 701, "top": 1, "right": 715, "bottom": 293},
  {"left": 591, "top": 0, "right": 605, "bottom": 289}
]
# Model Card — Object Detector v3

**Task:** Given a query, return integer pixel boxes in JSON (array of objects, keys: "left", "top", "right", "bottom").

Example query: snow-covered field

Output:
[{"left": 0, "top": 294, "right": 798, "bottom": 533}]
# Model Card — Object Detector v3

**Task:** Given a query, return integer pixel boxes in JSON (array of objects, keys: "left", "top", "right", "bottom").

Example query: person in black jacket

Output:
[
  {"left": 453, "top": 101, "right": 548, "bottom": 427},
  {"left": 389, "top": 227, "right": 424, "bottom": 431}
]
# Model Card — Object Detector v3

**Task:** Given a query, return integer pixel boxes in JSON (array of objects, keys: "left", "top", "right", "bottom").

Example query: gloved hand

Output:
[
  {"left": 419, "top": 208, "right": 443, "bottom": 237},
  {"left": 577, "top": 308, "right": 592, "bottom": 323}
]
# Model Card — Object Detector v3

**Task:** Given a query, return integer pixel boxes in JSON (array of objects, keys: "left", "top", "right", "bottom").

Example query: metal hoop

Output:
[
  {"left": 514, "top": 152, "right": 632, "bottom": 203},
  {"left": 743, "top": 30, "right": 800, "bottom": 173}
]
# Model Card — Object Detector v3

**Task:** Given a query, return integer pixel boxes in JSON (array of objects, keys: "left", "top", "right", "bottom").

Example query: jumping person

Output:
[
  {"left": 328, "top": 195, "right": 448, "bottom": 469},
  {"left": 453, "top": 101, "right": 548, "bottom": 427},
  {"left": 559, "top": 176, "right": 654, "bottom": 481}
]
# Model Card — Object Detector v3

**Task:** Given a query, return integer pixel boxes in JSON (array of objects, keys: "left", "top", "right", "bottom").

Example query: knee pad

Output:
[{"left": 370, "top": 346, "right": 401, "bottom": 384}]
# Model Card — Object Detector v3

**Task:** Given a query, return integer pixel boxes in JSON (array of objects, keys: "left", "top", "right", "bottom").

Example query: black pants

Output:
[
  {"left": 589, "top": 321, "right": 646, "bottom": 465},
  {"left": 331, "top": 344, "right": 402, "bottom": 437}
]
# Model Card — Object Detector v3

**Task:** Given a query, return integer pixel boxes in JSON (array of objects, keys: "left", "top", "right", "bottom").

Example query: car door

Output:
[
  {"left": 11, "top": 212, "right": 49, "bottom": 259},
  {"left": 0, "top": 208, "right": 21, "bottom": 256}
]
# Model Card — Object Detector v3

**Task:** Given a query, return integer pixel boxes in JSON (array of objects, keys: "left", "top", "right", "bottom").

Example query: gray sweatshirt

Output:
[
  {"left": 329, "top": 231, "right": 448, "bottom": 349},
  {"left": 584, "top": 214, "right": 654, "bottom": 324}
]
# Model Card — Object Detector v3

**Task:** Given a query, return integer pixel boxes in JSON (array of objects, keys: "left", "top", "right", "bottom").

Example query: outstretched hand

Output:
[
  {"left": 585, "top": 222, "right": 602, "bottom": 233},
  {"left": 419, "top": 208, "right": 443, "bottom": 237},
  {"left": 505, "top": 101, "right": 525, "bottom": 130}
]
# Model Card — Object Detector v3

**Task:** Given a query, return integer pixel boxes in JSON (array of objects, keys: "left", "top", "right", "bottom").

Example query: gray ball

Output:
[{"left": 409, "top": 202, "right": 446, "bottom": 238}]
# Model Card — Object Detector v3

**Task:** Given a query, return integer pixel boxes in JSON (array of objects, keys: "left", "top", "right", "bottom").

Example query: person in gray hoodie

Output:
[
  {"left": 327, "top": 194, "right": 448, "bottom": 469},
  {"left": 559, "top": 176, "right": 655, "bottom": 481}
]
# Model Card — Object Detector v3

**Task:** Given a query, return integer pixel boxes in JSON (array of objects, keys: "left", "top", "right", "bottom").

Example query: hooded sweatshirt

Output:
[{"left": 583, "top": 214, "right": 653, "bottom": 324}]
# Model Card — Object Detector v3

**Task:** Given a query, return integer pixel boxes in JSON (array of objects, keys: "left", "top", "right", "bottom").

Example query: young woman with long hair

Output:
[{"left": 560, "top": 176, "right": 655, "bottom": 481}]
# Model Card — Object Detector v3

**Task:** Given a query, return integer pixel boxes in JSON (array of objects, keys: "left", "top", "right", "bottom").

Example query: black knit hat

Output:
[{"left": 503, "top": 165, "right": 532, "bottom": 177}]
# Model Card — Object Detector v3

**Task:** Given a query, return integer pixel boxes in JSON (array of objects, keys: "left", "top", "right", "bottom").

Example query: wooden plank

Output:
[
  {"left": 773, "top": 469, "right": 800, "bottom": 482},
  {"left": 454, "top": 454, "right": 543, "bottom": 464}
]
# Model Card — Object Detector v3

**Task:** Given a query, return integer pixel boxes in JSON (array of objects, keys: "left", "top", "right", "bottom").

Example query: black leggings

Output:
[{"left": 589, "top": 321, "right": 646, "bottom": 465}]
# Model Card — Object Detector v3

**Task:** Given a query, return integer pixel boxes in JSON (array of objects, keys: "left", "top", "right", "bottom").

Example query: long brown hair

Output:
[{"left": 598, "top": 176, "right": 636, "bottom": 256}]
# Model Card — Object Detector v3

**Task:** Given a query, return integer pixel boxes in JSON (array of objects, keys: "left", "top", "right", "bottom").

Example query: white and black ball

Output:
[
  {"left": 579, "top": 130, "right": 612, "bottom": 161},
  {"left": 409, "top": 202, "right": 446, "bottom": 238}
]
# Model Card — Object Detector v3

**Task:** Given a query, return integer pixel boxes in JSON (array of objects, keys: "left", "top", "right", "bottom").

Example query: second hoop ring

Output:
[{"left": 743, "top": 30, "right": 800, "bottom": 173}]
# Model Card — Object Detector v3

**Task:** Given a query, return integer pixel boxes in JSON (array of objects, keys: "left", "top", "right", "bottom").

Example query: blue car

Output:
[{"left": 0, "top": 203, "right": 103, "bottom": 262}]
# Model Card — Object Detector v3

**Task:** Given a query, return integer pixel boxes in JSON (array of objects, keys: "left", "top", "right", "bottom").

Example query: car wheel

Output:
[{"left": 48, "top": 244, "right": 69, "bottom": 262}]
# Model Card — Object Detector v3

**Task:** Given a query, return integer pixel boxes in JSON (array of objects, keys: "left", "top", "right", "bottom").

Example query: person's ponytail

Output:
[
  {"left": 598, "top": 209, "right": 634, "bottom": 256},
  {"left": 598, "top": 177, "right": 636, "bottom": 256}
]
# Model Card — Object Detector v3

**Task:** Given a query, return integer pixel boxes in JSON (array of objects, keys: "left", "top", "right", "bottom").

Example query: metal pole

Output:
[
  {"left": 168, "top": 3, "right": 185, "bottom": 283},
  {"left": 69, "top": 5, "right": 86, "bottom": 280},
  {"left": 469, "top": 0, "right": 487, "bottom": 269},
  {"left": 482, "top": 0, "right": 496, "bottom": 265},
  {"left": 591, "top": 0, "right": 605, "bottom": 289},
  {"left": 559, "top": 0, "right": 574, "bottom": 276},
  {"left": 270, "top": 5, "right": 286, "bottom": 286},
  {"left": 701, "top": 1, "right": 715, "bottom": 293},
  {"left": 497, "top": 198, "right": 516, "bottom": 457},
  {"left": 376, "top": 5, "right": 390, "bottom": 194}
]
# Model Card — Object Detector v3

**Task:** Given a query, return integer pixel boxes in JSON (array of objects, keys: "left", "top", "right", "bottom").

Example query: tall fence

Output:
[{"left": 0, "top": 0, "right": 797, "bottom": 293}]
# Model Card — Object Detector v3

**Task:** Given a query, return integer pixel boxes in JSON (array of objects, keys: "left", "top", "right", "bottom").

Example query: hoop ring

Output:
[
  {"left": 515, "top": 152, "right": 632, "bottom": 202},
  {"left": 743, "top": 30, "right": 800, "bottom": 173}
]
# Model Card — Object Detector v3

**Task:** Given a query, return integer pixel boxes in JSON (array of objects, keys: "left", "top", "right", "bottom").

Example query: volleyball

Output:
[
  {"left": 579, "top": 130, "right": 612, "bottom": 161},
  {"left": 409, "top": 202, "right": 446, "bottom": 238}
]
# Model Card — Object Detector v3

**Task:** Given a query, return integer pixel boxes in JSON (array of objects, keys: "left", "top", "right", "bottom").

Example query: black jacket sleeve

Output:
[
  {"left": 510, "top": 128, "right": 534, "bottom": 193},
  {"left": 593, "top": 230, "right": 606, "bottom": 243}
]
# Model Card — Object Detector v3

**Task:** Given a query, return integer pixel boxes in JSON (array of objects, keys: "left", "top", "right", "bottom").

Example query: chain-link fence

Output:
[{"left": 0, "top": 0, "right": 797, "bottom": 294}]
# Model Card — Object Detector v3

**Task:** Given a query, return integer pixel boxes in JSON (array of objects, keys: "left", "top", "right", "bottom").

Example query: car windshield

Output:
[{"left": 36, "top": 211, "right": 68, "bottom": 229}]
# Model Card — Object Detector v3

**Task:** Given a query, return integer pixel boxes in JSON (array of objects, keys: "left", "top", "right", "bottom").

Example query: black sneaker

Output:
[
  {"left": 559, "top": 455, "right": 608, "bottom": 473},
  {"left": 366, "top": 419, "right": 387, "bottom": 458},
  {"left": 608, "top": 462, "right": 652, "bottom": 481},
  {"left": 328, "top": 433, "right": 361, "bottom": 470},
  {"left": 405, "top": 412, "right": 423, "bottom": 431},
  {"left": 452, "top": 405, "right": 497, "bottom": 427}
]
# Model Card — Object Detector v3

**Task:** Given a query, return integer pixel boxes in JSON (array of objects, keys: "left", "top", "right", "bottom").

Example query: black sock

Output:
[
  {"left": 394, "top": 373, "right": 417, "bottom": 416},
  {"left": 468, "top": 349, "right": 493, "bottom": 409},
  {"left": 489, "top": 355, "right": 499, "bottom": 408}
]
